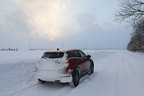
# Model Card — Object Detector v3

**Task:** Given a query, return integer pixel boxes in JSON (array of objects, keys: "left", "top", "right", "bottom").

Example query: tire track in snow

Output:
[
  {"left": 117, "top": 55, "right": 144, "bottom": 96},
  {"left": 10, "top": 83, "right": 39, "bottom": 96},
  {"left": 126, "top": 56, "right": 144, "bottom": 85},
  {"left": 13, "top": 82, "right": 71, "bottom": 96}
]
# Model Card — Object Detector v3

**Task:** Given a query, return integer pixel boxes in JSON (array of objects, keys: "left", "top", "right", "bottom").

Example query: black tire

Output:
[
  {"left": 38, "top": 79, "right": 46, "bottom": 83},
  {"left": 88, "top": 62, "right": 94, "bottom": 75},
  {"left": 70, "top": 68, "right": 80, "bottom": 87}
]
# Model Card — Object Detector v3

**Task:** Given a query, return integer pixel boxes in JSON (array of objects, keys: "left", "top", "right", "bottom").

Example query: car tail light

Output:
[{"left": 67, "top": 59, "right": 70, "bottom": 63}]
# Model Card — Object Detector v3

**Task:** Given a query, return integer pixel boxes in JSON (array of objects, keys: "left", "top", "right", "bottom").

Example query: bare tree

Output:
[
  {"left": 116, "top": 0, "right": 144, "bottom": 23},
  {"left": 116, "top": 0, "right": 144, "bottom": 52},
  {"left": 127, "top": 18, "right": 144, "bottom": 52}
]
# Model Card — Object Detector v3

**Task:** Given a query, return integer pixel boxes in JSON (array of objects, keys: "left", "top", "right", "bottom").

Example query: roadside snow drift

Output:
[{"left": 0, "top": 50, "right": 144, "bottom": 96}]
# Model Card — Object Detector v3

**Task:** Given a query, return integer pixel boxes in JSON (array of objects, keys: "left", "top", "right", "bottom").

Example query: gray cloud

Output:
[
  {"left": 78, "top": 13, "right": 96, "bottom": 28},
  {"left": 0, "top": 0, "right": 131, "bottom": 49},
  {"left": 10, "top": 0, "right": 82, "bottom": 40}
]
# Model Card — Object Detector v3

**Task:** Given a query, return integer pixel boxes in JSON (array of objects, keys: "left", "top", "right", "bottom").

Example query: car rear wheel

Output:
[
  {"left": 88, "top": 62, "right": 94, "bottom": 75},
  {"left": 70, "top": 68, "right": 80, "bottom": 87}
]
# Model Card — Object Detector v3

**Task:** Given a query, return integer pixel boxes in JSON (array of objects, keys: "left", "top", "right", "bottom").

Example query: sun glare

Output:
[{"left": 11, "top": 0, "right": 76, "bottom": 40}]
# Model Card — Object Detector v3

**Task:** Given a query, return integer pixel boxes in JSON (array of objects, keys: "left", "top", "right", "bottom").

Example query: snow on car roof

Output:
[{"left": 44, "top": 49, "right": 80, "bottom": 53}]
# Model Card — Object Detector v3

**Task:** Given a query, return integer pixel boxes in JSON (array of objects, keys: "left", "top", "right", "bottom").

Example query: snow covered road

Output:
[{"left": 0, "top": 50, "right": 144, "bottom": 96}]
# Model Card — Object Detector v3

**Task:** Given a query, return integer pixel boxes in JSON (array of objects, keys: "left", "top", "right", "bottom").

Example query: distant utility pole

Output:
[{"left": 62, "top": 40, "right": 64, "bottom": 49}]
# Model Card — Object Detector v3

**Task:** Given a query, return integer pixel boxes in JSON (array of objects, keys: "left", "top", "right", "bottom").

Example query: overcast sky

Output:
[{"left": 0, "top": 0, "right": 131, "bottom": 50}]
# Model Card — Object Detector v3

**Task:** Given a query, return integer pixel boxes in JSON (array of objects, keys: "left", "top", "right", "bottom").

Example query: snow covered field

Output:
[{"left": 0, "top": 50, "right": 144, "bottom": 96}]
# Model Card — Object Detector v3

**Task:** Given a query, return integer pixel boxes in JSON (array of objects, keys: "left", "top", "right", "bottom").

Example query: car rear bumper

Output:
[{"left": 35, "top": 69, "right": 72, "bottom": 83}]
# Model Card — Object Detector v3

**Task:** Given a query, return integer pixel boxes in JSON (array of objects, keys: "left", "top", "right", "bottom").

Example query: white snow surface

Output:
[{"left": 0, "top": 50, "right": 144, "bottom": 96}]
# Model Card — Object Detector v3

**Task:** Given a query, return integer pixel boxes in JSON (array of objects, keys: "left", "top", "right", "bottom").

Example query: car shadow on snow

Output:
[
  {"left": 80, "top": 72, "right": 98, "bottom": 83},
  {"left": 38, "top": 82, "right": 69, "bottom": 88}
]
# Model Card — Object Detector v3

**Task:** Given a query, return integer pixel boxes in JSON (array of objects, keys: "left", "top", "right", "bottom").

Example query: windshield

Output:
[{"left": 42, "top": 52, "right": 64, "bottom": 59}]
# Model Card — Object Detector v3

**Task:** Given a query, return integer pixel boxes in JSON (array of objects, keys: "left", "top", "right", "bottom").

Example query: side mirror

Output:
[{"left": 87, "top": 55, "right": 91, "bottom": 59}]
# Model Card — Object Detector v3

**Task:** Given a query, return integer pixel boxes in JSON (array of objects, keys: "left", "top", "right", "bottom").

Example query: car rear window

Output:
[
  {"left": 42, "top": 52, "right": 64, "bottom": 59},
  {"left": 67, "top": 51, "right": 81, "bottom": 58}
]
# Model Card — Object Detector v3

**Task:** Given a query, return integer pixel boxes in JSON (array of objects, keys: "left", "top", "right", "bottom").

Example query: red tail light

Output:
[{"left": 67, "top": 59, "right": 70, "bottom": 63}]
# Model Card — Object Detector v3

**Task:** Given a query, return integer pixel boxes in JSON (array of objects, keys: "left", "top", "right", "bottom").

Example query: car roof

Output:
[{"left": 44, "top": 49, "right": 81, "bottom": 53}]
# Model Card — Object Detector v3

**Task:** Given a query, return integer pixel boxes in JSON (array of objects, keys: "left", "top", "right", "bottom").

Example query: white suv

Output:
[{"left": 35, "top": 49, "right": 94, "bottom": 87}]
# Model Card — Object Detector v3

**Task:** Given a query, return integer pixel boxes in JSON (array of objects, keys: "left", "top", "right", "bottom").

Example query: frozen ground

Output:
[{"left": 0, "top": 50, "right": 144, "bottom": 96}]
